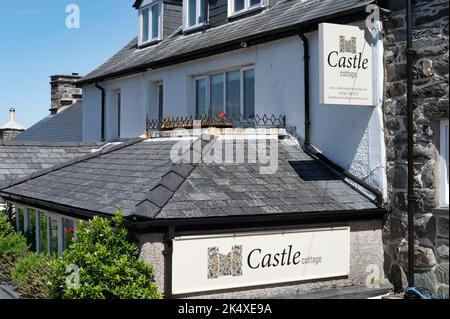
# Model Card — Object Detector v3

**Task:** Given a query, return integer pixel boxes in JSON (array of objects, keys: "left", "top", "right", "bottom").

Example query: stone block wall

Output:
[
  {"left": 0, "top": 129, "right": 24, "bottom": 141},
  {"left": 381, "top": 0, "right": 449, "bottom": 297},
  {"left": 50, "top": 74, "right": 83, "bottom": 115}
]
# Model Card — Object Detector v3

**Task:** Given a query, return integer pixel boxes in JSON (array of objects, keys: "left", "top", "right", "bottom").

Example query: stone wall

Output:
[
  {"left": 0, "top": 129, "right": 24, "bottom": 141},
  {"left": 381, "top": 0, "right": 449, "bottom": 297},
  {"left": 50, "top": 74, "right": 83, "bottom": 115}
]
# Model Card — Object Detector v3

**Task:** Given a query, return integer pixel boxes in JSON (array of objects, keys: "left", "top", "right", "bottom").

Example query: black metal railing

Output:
[{"left": 146, "top": 114, "right": 286, "bottom": 132}]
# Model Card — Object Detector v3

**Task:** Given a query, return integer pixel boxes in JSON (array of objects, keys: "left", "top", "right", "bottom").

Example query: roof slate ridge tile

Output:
[
  {"left": 0, "top": 137, "right": 145, "bottom": 191},
  {"left": 132, "top": 134, "right": 218, "bottom": 219},
  {"left": 0, "top": 141, "right": 104, "bottom": 147}
]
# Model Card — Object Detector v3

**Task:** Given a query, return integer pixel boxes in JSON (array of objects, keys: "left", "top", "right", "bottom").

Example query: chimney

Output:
[
  {"left": 50, "top": 73, "right": 83, "bottom": 115},
  {"left": 9, "top": 108, "right": 16, "bottom": 123}
]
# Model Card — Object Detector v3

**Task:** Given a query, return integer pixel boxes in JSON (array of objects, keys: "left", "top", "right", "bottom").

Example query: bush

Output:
[
  {"left": 0, "top": 210, "right": 15, "bottom": 237},
  {"left": 0, "top": 234, "right": 29, "bottom": 282},
  {"left": 16, "top": 254, "right": 54, "bottom": 299},
  {"left": 50, "top": 212, "right": 161, "bottom": 299}
]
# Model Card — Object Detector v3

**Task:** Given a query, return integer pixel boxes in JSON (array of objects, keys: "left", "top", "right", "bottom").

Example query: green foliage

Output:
[
  {"left": 0, "top": 234, "right": 29, "bottom": 281},
  {"left": 16, "top": 254, "right": 54, "bottom": 299},
  {"left": 12, "top": 253, "right": 47, "bottom": 285},
  {"left": 50, "top": 213, "right": 162, "bottom": 299},
  {"left": 0, "top": 210, "right": 15, "bottom": 238}
]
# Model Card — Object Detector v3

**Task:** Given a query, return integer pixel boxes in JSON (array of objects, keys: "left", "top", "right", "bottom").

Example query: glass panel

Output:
[
  {"left": 243, "top": 69, "right": 255, "bottom": 118},
  {"left": 226, "top": 71, "right": 241, "bottom": 119},
  {"left": 199, "top": 0, "right": 207, "bottom": 23},
  {"left": 151, "top": 4, "right": 160, "bottom": 39},
  {"left": 196, "top": 78, "right": 207, "bottom": 116},
  {"left": 26, "top": 210, "right": 37, "bottom": 251},
  {"left": 234, "top": 0, "right": 245, "bottom": 12},
  {"left": 39, "top": 214, "right": 48, "bottom": 254},
  {"left": 210, "top": 74, "right": 224, "bottom": 117},
  {"left": 142, "top": 8, "right": 149, "bottom": 42},
  {"left": 188, "top": 0, "right": 197, "bottom": 26},
  {"left": 250, "top": 0, "right": 261, "bottom": 6},
  {"left": 49, "top": 216, "right": 58, "bottom": 255},
  {"left": 158, "top": 84, "right": 164, "bottom": 119},
  {"left": 17, "top": 208, "right": 24, "bottom": 233},
  {"left": 63, "top": 219, "right": 75, "bottom": 251}
]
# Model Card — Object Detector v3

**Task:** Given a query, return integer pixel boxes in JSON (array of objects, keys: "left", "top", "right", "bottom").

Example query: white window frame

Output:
[
  {"left": 139, "top": 1, "right": 163, "bottom": 46},
  {"left": 440, "top": 119, "right": 449, "bottom": 208},
  {"left": 193, "top": 65, "right": 255, "bottom": 118},
  {"left": 183, "top": 0, "right": 208, "bottom": 31},
  {"left": 228, "top": 0, "right": 266, "bottom": 18}
]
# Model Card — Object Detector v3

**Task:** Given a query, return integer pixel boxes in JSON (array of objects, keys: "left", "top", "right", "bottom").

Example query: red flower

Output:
[
  {"left": 64, "top": 227, "right": 75, "bottom": 234},
  {"left": 217, "top": 113, "right": 226, "bottom": 118}
]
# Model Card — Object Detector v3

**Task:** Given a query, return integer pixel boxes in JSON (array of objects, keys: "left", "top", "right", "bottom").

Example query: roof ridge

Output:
[
  {"left": 132, "top": 134, "right": 217, "bottom": 220},
  {"left": 0, "top": 137, "right": 145, "bottom": 191}
]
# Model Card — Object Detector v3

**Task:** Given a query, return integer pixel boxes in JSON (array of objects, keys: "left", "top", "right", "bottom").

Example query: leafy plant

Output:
[
  {"left": 0, "top": 210, "right": 15, "bottom": 238},
  {"left": 0, "top": 234, "right": 29, "bottom": 281},
  {"left": 50, "top": 212, "right": 161, "bottom": 299},
  {"left": 16, "top": 254, "right": 54, "bottom": 299}
]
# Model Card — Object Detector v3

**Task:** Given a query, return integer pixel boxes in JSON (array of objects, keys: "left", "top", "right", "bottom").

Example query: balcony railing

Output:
[{"left": 146, "top": 114, "right": 286, "bottom": 132}]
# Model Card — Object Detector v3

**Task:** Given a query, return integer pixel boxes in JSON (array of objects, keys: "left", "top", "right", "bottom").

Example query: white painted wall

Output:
[{"left": 81, "top": 32, "right": 386, "bottom": 194}]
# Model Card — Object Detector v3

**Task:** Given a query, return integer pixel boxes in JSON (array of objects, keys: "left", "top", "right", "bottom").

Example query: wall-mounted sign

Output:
[
  {"left": 319, "top": 23, "right": 374, "bottom": 106},
  {"left": 172, "top": 227, "right": 350, "bottom": 295}
]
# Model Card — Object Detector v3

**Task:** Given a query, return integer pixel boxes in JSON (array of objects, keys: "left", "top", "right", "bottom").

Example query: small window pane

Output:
[
  {"left": 158, "top": 84, "right": 164, "bottom": 119},
  {"left": 26, "top": 210, "right": 37, "bottom": 251},
  {"left": 63, "top": 219, "right": 75, "bottom": 251},
  {"left": 48, "top": 216, "right": 58, "bottom": 255},
  {"left": 188, "top": 0, "right": 197, "bottom": 26},
  {"left": 199, "top": 0, "right": 207, "bottom": 23},
  {"left": 226, "top": 71, "right": 241, "bottom": 120},
  {"left": 151, "top": 4, "right": 160, "bottom": 39},
  {"left": 234, "top": 0, "right": 245, "bottom": 11},
  {"left": 250, "top": 0, "right": 261, "bottom": 6},
  {"left": 196, "top": 78, "right": 207, "bottom": 116},
  {"left": 243, "top": 69, "right": 255, "bottom": 118},
  {"left": 210, "top": 74, "right": 224, "bottom": 117},
  {"left": 39, "top": 215, "right": 48, "bottom": 254},
  {"left": 142, "top": 8, "right": 149, "bottom": 42},
  {"left": 16, "top": 208, "right": 24, "bottom": 233}
]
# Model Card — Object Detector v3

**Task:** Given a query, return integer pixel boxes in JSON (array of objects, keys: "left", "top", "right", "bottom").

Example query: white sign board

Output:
[
  {"left": 319, "top": 23, "right": 374, "bottom": 106},
  {"left": 172, "top": 227, "right": 350, "bottom": 294}
]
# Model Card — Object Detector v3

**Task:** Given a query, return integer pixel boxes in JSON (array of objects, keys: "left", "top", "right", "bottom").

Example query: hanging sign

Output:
[{"left": 319, "top": 23, "right": 375, "bottom": 106}]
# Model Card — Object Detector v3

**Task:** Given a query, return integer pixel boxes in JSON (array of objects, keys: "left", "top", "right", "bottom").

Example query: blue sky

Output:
[{"left": 0, "top": 1, "right": 137, "bottom": 128}]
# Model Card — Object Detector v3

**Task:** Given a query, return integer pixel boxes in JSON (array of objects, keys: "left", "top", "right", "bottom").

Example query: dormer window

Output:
[
  {"left": 139, "top": 1, "right": 162, "bottom": 46},
  {"left": 183, "top": 0, "right": 208, "bottom": 30},
  {"left": 228, "top": 0, "right": 264, "bottom": 18}
]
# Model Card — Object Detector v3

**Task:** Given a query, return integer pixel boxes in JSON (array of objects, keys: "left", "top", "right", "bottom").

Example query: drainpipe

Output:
[
  {"left": 405, "top": 0, "right": 419, "bottom": 299},
  {"left": 95, "top": 83, "right": 106, "bottom": 142},
  {"left": 298, "top": 31, "right": 311, "bottom": 147}
]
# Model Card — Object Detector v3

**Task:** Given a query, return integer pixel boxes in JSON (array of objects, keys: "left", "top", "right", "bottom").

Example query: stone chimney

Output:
[
  {"left": 50, "top": 73, "right": 83, "bottom": 115},
  {"left": 1, "top": 108, "right": 26, "bottom": 141}
]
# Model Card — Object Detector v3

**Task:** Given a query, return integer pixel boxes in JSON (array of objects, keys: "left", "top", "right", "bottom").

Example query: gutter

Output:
[
  {"left": 76, "top": 5, "right": 373, "bottom": 87},
  {"left": 94, "top": 83, "right": 106, "bottom": 142}
]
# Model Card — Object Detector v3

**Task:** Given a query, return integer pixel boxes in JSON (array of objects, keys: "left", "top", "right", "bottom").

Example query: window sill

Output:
[
  {"left": 228, "top": 5, "right": 265, "bottom": 20},
  {"left": 432, "top": 207, "right": 449, "bottom": 216},
  {"left": 183, "top": 23, "right": 208, "bottom": 35},
  {"left": 138, "top": 38, "right": 163, "bottom": 49}
]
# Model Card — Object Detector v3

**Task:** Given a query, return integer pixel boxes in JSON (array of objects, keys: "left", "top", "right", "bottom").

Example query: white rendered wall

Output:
[{"left": 81, "top": 33, "right": 386, "bottom": 195}]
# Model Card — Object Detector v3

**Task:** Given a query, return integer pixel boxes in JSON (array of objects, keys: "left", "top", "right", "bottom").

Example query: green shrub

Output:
[
  {"left": 12, "top": 253, "right": 47, "bottom": 285},
  {"left": 16, "top": 254, "right": 54, "bottom": 299},
  {"left": 50, "top": 212, "right": 161, "bottom": 299},
  {"left": 0, "top": 210, "right": 15, "bottom": 238},
  {"left": 0, "top": 234, "right": 29, "bottom": 281}
]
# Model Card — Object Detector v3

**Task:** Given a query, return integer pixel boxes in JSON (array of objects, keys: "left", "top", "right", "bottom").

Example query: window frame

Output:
[
  {"left": 193, "top": 65, "right": 255, "bottom": 119},
  {"left": 440, "top": 119, "right": 449, "bottom": 208},
  {"left": 139, "top": 1, "right": 163, "bottom": 46},
  {"left": 183, "top": 0, "right": 208, "bottom": 31},
  {"left": 228, "top": 0, "right": 265, "bottom": 18}
]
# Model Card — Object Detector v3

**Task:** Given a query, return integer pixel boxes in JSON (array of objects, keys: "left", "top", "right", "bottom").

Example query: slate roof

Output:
[
  {"left": 0, "top": 141, "right": 104, "bottom": 189},
  {"left": 0, "top": 134, "right": 378, "bottom": 222},
  {"left": 78, "top": 0, "right": 374, "bottom": 85},
  {"left": 14, "top": 103, "right": 83, "bottom": 143}
]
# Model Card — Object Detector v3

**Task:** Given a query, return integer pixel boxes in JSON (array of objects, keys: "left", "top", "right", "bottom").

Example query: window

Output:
[
  {"left": 194, "top": 66, "right": 255, "bottom": 119},
  {"left": 184, "top": 0, "right": 208, "bottom": 29},
  {"left": 139, "top": 1, "right": 162, "bottom": 45},
  {"left": 228, "top": 0, "right": 264, "bottom": 17},
  {"left": 440, "top": 119, "right": 449, "bottom": 208}
]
